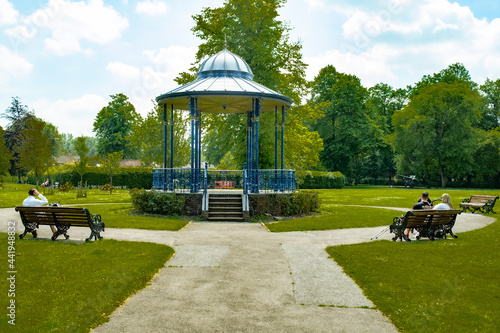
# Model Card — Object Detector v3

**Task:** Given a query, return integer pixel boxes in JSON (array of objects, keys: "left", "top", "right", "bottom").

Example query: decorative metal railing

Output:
[{"left": 152, "top": 168, "right": 295, "bottom": 193}]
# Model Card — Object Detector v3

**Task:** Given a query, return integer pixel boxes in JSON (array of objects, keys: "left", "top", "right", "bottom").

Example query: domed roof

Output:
[
  {"left": 157, "top": 48, "right": 291, "bottom": 113},
  {"left": 197, "top": 48, "right": 254, "bottom": 80}
]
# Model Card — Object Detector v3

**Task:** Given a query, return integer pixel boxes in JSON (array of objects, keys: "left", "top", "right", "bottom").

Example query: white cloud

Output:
[
  {"left": 4, "top": 25, "right": 37, "bottom": 40},
  {"left": 18, "top": 0, "right": 129, "bottom": 56},
  {"left": 106, "top": 62, "right": 141, "bottom": 81},
  {"left": 0, "top": 45, "right": 33, "bottom": 83},
  {"left": 310, "top": 0, "right": 500, "bottom": 88},
  {"left": 305, "top": 45, "right": 398, "bottom": 87},
  {"left": 136, "top": 0, "right": 168, "bottom": 16},
  {"left": 32, "top": 94, "right": 108, "bottom": 136},
  {"left": 130, "top": 46, "right": 197, "bottom": 105},
  {"left": 0, "top": 0, "right": 18, "bottom": 25},
  {"left": 304, "top": 0, "right": 325, "bottom": 10}
]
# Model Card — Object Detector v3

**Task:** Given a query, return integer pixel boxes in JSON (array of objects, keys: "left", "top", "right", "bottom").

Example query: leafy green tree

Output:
[
  {"left": 93, "top": 93, "right": 140, "bottom": 159},
  {"left": 392, "top": 82, "right": 481, "bottom": 188},
  {"left": 479, "top": 78, "right": 500, "bottom": 130},
  {"left": 16, "top": 117, "right": 54, "bottom": 188},
  {"left": 1, "top": 96, "right": 34, "bottom": 176},
  {"left": 101, "top": 151, "right": 122, "bottom": 194},
  {"left": 310, "top": 66, "right": 377, "bottom": 180},
  {"left": 43, "top": 122, "right": 63, "bottom": 158},
  {"left": 409, "top": 63, "right": 477, "bottom": 97},
  {"left": 178, "top": 0, "right": 320, "bottom": 169},
  {"left": 0, "top": 126, "right": 12, "bottom": 176},
  {"left": 361, "top": 83, "right": 407, "bottom": 183},
  {"left": 217, "top": 151, "right": 238, "bottom": 170},
  {"left": 128, "top": 102, "right": 189, "bottom": 167},
  {"left": 74, "top": 136, "right": 89, "bottom": 185},
  {"left": 471, "top": 128, "right": 500, "bottom": 187}
]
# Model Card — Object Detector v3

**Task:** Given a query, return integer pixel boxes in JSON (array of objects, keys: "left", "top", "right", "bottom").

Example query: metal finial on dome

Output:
[{"left": 224, "top": 35, "right": 228, "bottom": 49}]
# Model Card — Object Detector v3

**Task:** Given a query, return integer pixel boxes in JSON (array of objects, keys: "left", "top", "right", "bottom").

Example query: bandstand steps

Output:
[{"left": 208, "top": 194, "right": 244, "bottom": 222}]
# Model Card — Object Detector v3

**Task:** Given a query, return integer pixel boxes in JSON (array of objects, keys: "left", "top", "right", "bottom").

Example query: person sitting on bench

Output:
[
  {"left": 23, "top": 188, "right": 57, "bottom": 235},
  {"left": 433, "top": 193, "right": 453, "bottom": 210},
  {"left": 412, "top": 191, "right": 432, "bottom": 209},
  {"left": 405, "top": 192, "right": 432, "bottom": 240}
]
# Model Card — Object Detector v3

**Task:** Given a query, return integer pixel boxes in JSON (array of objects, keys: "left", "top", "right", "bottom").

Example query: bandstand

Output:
[{"left": 153, "top": 48, "right": 295, "bottom": 219}]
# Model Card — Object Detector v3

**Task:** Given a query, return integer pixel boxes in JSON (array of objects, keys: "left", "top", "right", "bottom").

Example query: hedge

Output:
[
  {"left": 249, "top": 191, "right": 320, "bottom": 217},
  {"left": 29, "top": 166, "right": 153, "bottom": 189},
  {"left": 296, "top": 171, "right": 345, "bottom": 189},
  {"left": 29, "top": 167, "right": 344, "bottom": 190},
  {"left": 130, "top": 189, "right": 186, "bottom": 215}
]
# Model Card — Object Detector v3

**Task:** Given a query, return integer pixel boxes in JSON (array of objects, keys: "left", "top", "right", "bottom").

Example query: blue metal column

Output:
[
  {"left": 250, "top": 102, "right": 256, "bottom": 193},
  {"left": 246, "top": 110, "right": 252, "bottom": 194},
  {"left": 163, "top": 103, "right": 168, "bottom": 191},
  {"left": 170, "top": 104, "right": 174, "bottom": 191},
  {"left": 196, "top": 107, "right": 201, "bottom": 191},
  {"left": 281, "top": 105, "right": 285, "bottom": 192},
  {"left": 274, "top": 105, "right": 278, "bottom": 192},
  {"left": 190, "top": 97, "right": 195, "bottom": 193},
  {"left": 254, "top": 98, "right": 260, "bottom": 193}
]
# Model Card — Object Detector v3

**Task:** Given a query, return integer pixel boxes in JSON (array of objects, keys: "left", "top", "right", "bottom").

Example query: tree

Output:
[
  {"left": 409, "top": 63, "right": 477, "bottom": 98},
  {"left": 0, "top": 126, "right": 12, "bottom": 176},
  {"left": 471, "top": 128, "right": 500, "bottom": 187},
  {"left": 93, "top": 93, "right": 140, "bottom": 159},
  {"left": 310, "top": 66, "right": 376, "bottom": 180},
  {"left": 178, "top": 0, "right": 320, "bottom": 169},
  {"left": 101, "top": 151, "right": 122, "bottom": 194},
  {"left": 2, "top": 96, "right": 34, "bottom": 176},
  {"left": 391, "top": 82, "right": 481, "bottom": 188},
  {"left": 74, "top": 136, "right": 89, "bottom": 185},
  {"left": 1, "top": 96, "right": 30, "bottom": 123},
  {"left": 217, "top": 151, "right": 238, "bottom": 170},
  {"left": 43, "top": 122, "right": 63, "bottom": 158},
  {"left": 361, "top": 83, "right": 407, "bottom": 183},
  {"left": 479, "top": 78, "right": 500, "bottom": 130},
  {"left": 16, "top": 118, "right": 54, "bottom": 188},
  {"left": 128, "top": 102, "right": 189, "bottom": 167}
]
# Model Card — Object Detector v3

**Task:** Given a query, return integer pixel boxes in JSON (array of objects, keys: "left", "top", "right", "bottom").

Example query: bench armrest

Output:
[{"left": 461, "top": 198, "right": 471, "bottom": 203}]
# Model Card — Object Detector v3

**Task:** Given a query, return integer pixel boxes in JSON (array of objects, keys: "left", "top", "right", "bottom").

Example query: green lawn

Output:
[
  {"left": 327, "top": 214, "right": 499, "bottom": 333},
  {"left": 0, "top": 183, "right": 131, "bottom": 208},
  {"left": 77, "top": 203, "right": 189, "bottom": 230},
  {"left": 1, "top": 183, "right": 189, "bottom": 231},
  {"left": 266, "top": 186, "right": 500, "bottom": 232},
  {"left": 265, "top": 205, "right": 402, "bottom": 232},
  {"left": 0, "top": 237, "right": 174, "bottom": 333}
]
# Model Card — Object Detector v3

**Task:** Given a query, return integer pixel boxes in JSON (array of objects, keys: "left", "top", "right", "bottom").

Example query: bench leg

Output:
[
  {"left": 86, "top": 231, "right": 103, "bottom": 242},
  {"left": 52, "top": 224, "right": 71, "bottom": 241},
  {"left": 19, "top": 224, "right": 38, "bottom": 239}
]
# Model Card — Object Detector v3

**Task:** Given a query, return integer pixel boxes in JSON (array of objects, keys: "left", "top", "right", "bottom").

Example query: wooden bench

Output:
[
  {"left": 390, "top": 209, "right": 461, "bottom": 241},
  {"left": 15, "top": 206, "right": 105, "bottom": 242},
  {"left": 460, "top": 195, "right": 498, "bottom": 214}
]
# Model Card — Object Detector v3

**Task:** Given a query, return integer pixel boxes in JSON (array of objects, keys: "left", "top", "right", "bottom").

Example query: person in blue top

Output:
[{"left": 23, "top": 188, "right": 56, "bottom": 234}]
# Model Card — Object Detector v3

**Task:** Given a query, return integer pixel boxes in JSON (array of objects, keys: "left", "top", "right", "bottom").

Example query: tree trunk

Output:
[{"left": 440, "top": 166, "right": 447, "bottom": 188}]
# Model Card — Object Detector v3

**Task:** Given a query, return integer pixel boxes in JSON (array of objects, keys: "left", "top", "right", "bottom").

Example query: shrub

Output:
[
  {"left": 58, "top": 182, "right": 74, "bottom": 192},
  {"left": 249, "top": 191, "right": 320, "bottom": 217},
  {"left": 296, "top": 171, "right": 345, "bottom": 189},
  {"left": 29, "top": 166, "right": 154, "bottom": 189},
  {"left": 130, "top": 189, "right": 187, "bottom": 215},
  {"left": 101, "top": 184, "right": 115, "bottom": 191}
]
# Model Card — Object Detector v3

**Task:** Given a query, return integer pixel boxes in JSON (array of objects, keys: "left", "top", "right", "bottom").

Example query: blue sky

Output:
[{"left": 1, "top": 0, "right": 499, "bottom": 137}]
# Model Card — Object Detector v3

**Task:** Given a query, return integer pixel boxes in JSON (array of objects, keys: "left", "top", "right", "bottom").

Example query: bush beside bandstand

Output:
[{"left": 130, "top": 189, "right": 320, "bottom": 218}]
